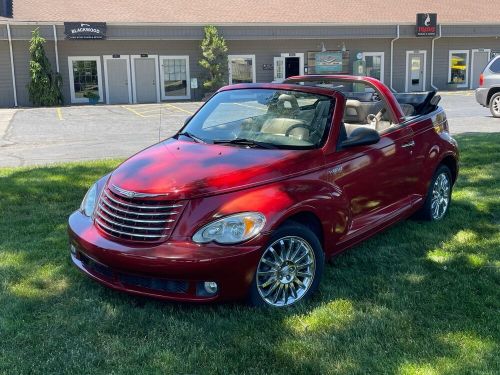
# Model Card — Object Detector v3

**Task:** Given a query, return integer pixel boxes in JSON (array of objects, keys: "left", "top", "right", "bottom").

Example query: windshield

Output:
[{"left": 180, "top": 89, "right": 334, "bottom": 149}]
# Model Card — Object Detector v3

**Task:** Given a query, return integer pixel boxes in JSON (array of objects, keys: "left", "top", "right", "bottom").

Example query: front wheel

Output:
[
  {"left": 249, "top": 223, "right": 324, "bottom": 308},
  {"left": 490, "top": 92, "right": 500, "bottom": 118}
]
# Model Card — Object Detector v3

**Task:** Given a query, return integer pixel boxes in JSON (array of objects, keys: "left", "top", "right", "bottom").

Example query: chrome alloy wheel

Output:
[
  {"left": 431, "top": 172, "right": 450, "bottom": 220},
  {"left": 256, "top": 236, "right": 316, "bottom": 307},
  {"left": 492, "top": 96, "right": 500, "bottom": 116}
]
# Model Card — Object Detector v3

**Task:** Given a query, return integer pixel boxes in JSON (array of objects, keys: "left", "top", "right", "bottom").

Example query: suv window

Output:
[{"left": 489, "top": 57, "right": 500, "bottom": 73}]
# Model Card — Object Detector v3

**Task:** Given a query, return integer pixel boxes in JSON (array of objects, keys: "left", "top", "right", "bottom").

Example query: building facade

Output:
[{"left": 1, "top": 1, "right": 500, "bottom": 107}]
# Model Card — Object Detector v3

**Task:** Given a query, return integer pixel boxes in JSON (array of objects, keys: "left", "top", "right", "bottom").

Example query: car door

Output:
[{"left": 322, "top": 123, "right": 416, "bottom": 244}]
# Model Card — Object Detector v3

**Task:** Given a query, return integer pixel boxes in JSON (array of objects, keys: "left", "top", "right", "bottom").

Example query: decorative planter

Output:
[{"left": 88, "top": 97, "right": 99, "bottom": 105}]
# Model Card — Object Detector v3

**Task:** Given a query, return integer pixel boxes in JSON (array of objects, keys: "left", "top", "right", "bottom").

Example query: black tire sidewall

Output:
[
  {"left": 249, "top": 223, "right": 325, "bottom": 307},
  {"left": 490, "top": 93, "right": 500, "bottom": 118},
  {"left": 420, "top": 165, "right": 452, "bottom": 221}
]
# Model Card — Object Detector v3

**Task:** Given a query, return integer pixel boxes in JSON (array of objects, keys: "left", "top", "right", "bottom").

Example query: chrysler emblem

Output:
[{"left": 111, "top": 184, "right": 166, "bottom": 198}]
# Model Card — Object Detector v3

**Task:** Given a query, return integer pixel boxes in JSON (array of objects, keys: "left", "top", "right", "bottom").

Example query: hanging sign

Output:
[
  {"left": 416, "top": 13, "right": 437, "bottom": 36},
  {"left": 64, "top": 22, "right": 107, "bottom": 40},
  {"left": 315, "top": 51, "right": 343, "bottom": 73}
]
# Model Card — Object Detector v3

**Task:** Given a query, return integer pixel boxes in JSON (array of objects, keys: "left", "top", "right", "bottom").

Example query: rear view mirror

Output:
[{"left": 341, "top": 127, "right": 380, "bottom": 148}]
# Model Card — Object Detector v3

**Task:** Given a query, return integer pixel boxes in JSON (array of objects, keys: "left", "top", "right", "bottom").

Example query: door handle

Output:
[{"left": 402, "top": 140, "right": 415, "bottom": 148}]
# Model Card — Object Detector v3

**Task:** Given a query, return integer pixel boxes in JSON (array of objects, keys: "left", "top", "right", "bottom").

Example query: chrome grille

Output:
[{"left": 94, "top": 186, "right": 183, "bottom": 242}]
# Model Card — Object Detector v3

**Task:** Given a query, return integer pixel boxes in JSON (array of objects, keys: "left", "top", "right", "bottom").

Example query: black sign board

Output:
[
  {"left": 416, "top": 13, "right": 437, "bottom": 37},
  {"left": 64, "top": 22, "right": 106, "bottom": 40}
]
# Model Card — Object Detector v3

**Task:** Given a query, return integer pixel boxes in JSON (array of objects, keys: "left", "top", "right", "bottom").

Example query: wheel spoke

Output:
[
  {"left": 259, "top": 276, "right": 277, "bottom": 289},
  {"left": 261, "top": 257, "right": 278, "bottom": 268},
  {"left": 273, "top": 283, "right": 284, "bottom": 304},
  {"left": 269, "top": 246, "right": 283, "bottom": 263},
  {"left": 264, "top": 280, "right": 280, "bottom": 297}
]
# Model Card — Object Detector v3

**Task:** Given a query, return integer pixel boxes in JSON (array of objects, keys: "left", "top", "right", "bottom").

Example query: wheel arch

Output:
[
  {"left": 439, "top": 154, "right": 458, "bottom": 184},
  {"left": 486, "top": 87, "right": 500, "bottom": 105},
  {"left": 280, "top": 211, "right": 325, "bottom": 250}
]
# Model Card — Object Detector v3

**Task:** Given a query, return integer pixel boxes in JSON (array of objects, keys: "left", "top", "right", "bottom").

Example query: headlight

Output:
[
  {"left": 192, "top": 212, "right": 266, "bottom": 244},
  {"left": 80, "top": 183, "right": 98, "bottom": 217}
]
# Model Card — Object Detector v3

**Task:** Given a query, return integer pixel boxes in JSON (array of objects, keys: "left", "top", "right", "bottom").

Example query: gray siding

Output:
[{"left": 0, "top": 40, "right": 14, "bottom": 107}]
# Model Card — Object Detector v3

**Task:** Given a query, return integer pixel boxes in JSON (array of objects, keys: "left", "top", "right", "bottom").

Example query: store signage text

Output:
[
  {"left": 416, "top": 13, "right": 437, "bottom": 37},
  {"left": 315, "top": 51, "right": 343, "bottom": 73},
  {"left": 64, "top": 22, "right": 107, "bottom": 39}
]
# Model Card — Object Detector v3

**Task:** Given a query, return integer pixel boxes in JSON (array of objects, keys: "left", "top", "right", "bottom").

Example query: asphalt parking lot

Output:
[{"left": 0, "top": 92, "right": 497, "bottom": 167}]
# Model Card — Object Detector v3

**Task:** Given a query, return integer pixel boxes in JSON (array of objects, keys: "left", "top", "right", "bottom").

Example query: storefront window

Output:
[
  {"left": 449, "top": 50, "right": 469, "bottom": 86},
  {"left": 228, "top": 55, "right": 255, "bottom": 84},
  {"left": 160, "top": 56, "right": 190, "bottom": 99},
  {"left": 68, "top": 57, "right": 103, "bottom": 103}
]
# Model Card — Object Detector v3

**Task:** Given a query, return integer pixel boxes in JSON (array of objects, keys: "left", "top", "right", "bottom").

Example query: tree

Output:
[
  {"left": 27, "top": 28, "right": 63, "bottom": 106},
  {"left": 199, "top": 25, "right": 228, "bottom": 92}
]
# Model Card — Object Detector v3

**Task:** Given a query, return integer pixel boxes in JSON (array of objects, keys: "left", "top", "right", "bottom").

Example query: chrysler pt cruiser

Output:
[{"left": 68, "top": 75, "right": 459, "bottom": 308}]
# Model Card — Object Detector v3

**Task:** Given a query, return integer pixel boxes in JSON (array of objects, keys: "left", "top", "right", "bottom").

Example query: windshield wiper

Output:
[
  {"left": 213, "top": 138, "right": 277, "bottom": 149},
  {"left": 177, "top": 131, "right": 207, "bottom": 144}
]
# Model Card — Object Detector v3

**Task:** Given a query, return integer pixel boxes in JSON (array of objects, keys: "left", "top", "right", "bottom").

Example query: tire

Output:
[
  {"left": 490, "top": 92, "right": 500, "bottom": 118},
  {"left": 249, "top": 223, "right": 324, "bottom": 308},
  {"left": 416, "top": 165, "right": 452, "bottom": 221}
]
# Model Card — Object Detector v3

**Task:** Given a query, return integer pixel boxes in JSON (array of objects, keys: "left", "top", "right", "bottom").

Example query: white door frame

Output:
[
  {"left": 130, "top": 54, "right": 160, "bottom": 103},
  {"left": 103, "top": 55, "right": 132, "bottom": 104},
  {"left": 405, "top": 50, "right": 427, "bottom": 92},
  {"left": 159, "top": 55, "right": 191, "bottom": 100},
  {"left": 68, "top": 56, "right": 104, "bottom": 104},
  {"left": 280, "top": 53, "right": 305, "bottom": 76},
  {"left": 470, "top": 49, "right": 491, "bottom": 89},
  {"left": 448, "top": 50, "right": 470, "bottom": 89},
  {"left": 228, "top": 54, "right": 256, "bottom": 84},
  {"left": 362, "top": 52, "right": 385, "bottom": 83}
]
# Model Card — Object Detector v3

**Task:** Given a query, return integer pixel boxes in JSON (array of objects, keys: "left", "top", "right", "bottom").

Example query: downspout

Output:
[
  {"left": 53, "top": 24, "right": 60, "bottom": 73},
  {"left": 6, "top": 23, "right": 18, "bottom": 107},
  {"left": 390, "top": 24, "right": 400, "bottom": 92},
  {"left": 430, "top": 24, "right": 442, "bottom": 91}
]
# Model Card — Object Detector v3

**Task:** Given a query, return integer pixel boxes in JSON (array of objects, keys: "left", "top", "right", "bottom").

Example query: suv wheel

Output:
[
  {"left": 490, "top": 92, "right": 500, "bottom": 118},
  {"left": 249, "top": 223, "right": 324, "bottom": 307}
]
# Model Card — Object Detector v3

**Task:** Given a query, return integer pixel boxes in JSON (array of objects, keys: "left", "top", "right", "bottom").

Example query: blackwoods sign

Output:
[
  {"left": 416, "top": 13, "right": 437, "bottom": 37},
  {"left": 64, "top": 22, "right": 107, "bottom": 39}
]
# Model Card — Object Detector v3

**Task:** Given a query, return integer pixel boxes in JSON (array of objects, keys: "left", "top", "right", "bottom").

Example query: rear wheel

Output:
[
  {"left": 417, "top": 165, "right": 452, "bottom": 221},
  {"left": 249, "top": 223, "right": 324, "bottom": 307},
  {"left": 490, "top": 92, "right": 500, "bottom": 118}
]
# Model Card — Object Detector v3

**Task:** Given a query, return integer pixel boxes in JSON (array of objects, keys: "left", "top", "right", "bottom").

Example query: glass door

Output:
[
  {"left": 362, "top": 52, "right": 384, "bottom": 82},
  {"left": 68, "top": 56, "right": 103, "bottom": 103},
  {"left": 159, "top": 56, "right": 190, "bottom": 100}
]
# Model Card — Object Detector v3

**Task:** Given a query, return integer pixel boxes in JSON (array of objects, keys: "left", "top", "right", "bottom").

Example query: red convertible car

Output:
[{"left": 68, "top": 75, "right": 459, "bottom": 308}]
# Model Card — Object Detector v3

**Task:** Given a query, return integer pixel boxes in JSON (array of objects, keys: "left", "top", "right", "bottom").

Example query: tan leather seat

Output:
[{"left": 261, "top": 118, "right": 309, "bottom": 140}]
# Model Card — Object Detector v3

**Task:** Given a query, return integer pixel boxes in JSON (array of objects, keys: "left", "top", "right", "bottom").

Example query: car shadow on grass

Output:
[{"left": 0, "top": 135, "right": 499, "bottom": 374}]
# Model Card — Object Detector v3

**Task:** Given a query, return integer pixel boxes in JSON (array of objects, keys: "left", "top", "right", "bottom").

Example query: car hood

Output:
[{"left": 107, "top": 138, "right": 321, "bottom": 200}]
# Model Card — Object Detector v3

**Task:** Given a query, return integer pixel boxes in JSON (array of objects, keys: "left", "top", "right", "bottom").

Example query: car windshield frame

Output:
[{"left": 178, "top": 87, "right": 337, "bottom": 150}]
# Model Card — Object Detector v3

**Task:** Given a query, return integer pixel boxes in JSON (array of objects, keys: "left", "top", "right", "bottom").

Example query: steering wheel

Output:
[{"left": 285, "top": 123, "right": 316, "bottom": 140}]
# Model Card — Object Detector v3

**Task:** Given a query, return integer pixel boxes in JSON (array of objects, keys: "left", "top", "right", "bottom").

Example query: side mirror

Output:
[
  {"left": 184, "top": 115, "right": 193, "bottom": 126},
  {"left": 341, "top": 127, "right": 380, "bottom": 148}
]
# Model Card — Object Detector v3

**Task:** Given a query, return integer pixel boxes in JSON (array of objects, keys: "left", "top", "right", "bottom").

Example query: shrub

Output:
[
  {"left": 27, "top": 28, "right": 63, "bottom": 106},
  {"left": 199, "top": 25, "right": 228, "bottom": 92}
]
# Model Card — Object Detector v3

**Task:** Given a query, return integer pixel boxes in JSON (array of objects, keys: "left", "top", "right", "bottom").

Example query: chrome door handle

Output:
[{"left": 402, "top": 140, "right": 415, "bottom": 148}]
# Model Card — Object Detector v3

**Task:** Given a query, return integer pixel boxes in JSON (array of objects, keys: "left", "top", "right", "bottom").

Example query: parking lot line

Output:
[
  {"left": 122, "top": 106, "right": 147, "bottom": 118},
  {"left": 164, "top": 103, "right": 194, "bottom": 114},
  {"left": 56, "top": 107, "right": 63, "bottom": 120}
]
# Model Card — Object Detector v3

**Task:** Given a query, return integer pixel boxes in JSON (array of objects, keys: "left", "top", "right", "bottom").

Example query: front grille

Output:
[{"left": 94, "top": 186, "right": 183, "bottom": 242}]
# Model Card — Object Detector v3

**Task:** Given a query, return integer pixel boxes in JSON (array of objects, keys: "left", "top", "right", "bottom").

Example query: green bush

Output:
[
  {"left": 27, "top": 28, "right": 63, "bottom": 106},
  {"left": 199, "top": 25, "right": 228, "bottom": 92}
]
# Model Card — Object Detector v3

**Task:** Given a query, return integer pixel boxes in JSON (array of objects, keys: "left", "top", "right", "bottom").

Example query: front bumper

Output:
[
  {"left": 475, "top": 87, "right": 489, "bottom": 106},
  {"left": 68, "top": 211, "right": 267, "bottom": 302}
]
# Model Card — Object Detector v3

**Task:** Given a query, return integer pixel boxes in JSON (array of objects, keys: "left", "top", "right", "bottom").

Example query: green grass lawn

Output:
[{"left": 0, "top": 133, "right": 499, "bottom": 375}]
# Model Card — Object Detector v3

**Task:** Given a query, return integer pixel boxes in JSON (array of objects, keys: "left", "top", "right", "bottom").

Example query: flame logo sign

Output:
[{"left": 424, "top": 14, "right": 431, "bottom": 26}]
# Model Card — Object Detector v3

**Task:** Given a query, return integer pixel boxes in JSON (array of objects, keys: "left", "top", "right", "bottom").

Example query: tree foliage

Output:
[
  {"left": 27, "top": 28, "right": 63, "bottom": 106},
  {"left": 199, "top": 25, "right": 228, "bottom": 92}
]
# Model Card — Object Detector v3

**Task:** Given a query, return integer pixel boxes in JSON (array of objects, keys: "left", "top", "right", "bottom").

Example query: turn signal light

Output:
[{"left": 479, "top": 73, "right": 484, "bottom": 87}]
